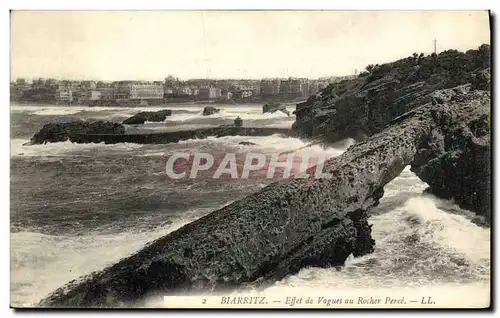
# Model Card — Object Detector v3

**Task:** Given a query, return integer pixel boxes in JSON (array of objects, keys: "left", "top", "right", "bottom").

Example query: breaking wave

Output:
[{"left": 10, "top": 138, "right": 144, "bottom": 158}]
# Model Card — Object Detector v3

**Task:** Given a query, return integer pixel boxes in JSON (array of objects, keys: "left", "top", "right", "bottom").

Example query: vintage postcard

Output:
[{"left": 10, "top": 10, "right": 491, "bottom": 309}]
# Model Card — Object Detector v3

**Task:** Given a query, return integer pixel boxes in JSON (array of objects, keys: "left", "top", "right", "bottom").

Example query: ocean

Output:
[{"left": 10, "top": 103, "right": 490, "bottom": 307}]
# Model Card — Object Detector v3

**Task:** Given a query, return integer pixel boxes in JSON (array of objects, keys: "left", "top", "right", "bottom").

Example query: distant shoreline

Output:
[{"left": 10, "top": 100, "right": 304, "bottom": 108}]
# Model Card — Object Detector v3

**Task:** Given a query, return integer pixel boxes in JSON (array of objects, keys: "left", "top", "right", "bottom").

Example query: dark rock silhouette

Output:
[
  {"left": 69, "top": 127, "right": 291, "bottom": 145},
  {"left": 38, "top": 84, "right": 490, "bottom": 308},
  {"left": 263, "top": 102, "right": 290, "bottom": 117},
  {"left": 410, "top": 85, "right": 491, "bottom": 220},
  {"left": 122, "top": 109, "right": 172, "bottom": 125},
  {"left": 26, "top": 121, "right": 126, "bottom": 145},
  {"left": 238, "top": 141, "right": 257, "bottom": 146},
  {"left": 27, "top": 123, "right": 290, "bottom": 146},
  {"left": 203, "top": 106, "right": 220, "bottom": 116},
  {"left": 471, "top": 68, "right": 490, "bottom": 90}
]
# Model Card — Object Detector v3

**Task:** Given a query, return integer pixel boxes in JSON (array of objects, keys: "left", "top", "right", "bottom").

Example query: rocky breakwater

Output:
[
  {"left": 25, "top": 121, "right": 126, "bottom": 145},
  {"left": 27, "top": 125, "right": 291, "bottom": 145},
  {"left": 78, "top": 126, "right": 291, "bottom": 144},
  {"left": 122, "top": 109, "right": 173, "bottom": 125},
  {"left": 38, "top": 83, "right": 490, "bottom": 307}
]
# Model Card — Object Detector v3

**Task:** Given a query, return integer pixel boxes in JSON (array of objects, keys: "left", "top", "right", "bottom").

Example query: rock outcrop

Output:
[
  {"left": 263, "top": 102, "right": 290, "bottom": 117},
  {"left": 292, "top": 45, "right": 490, "bottom": 142},
  {"left": 27, "top": 121, "right": 126, "bottom": 145},
  {"left": 38, "top": 84, "right": 490, "bottom": 308},
  {"left": 122, "top": 109, "right": 172, "bottom": 125},
  {"left": 409, "top": 85, "right": 491, "bottom": 220},
  {"left": 59, "top": 127, "right": 291, "bottom": 145},
  {"left": 203, "top": 106, "right": 220, "bottom": 116},
  {"left": 27, "top": 119, "right": 290, "bottom": 145},
  {"left": 471, "top": 68, "right": 491, "bottom": 90}
]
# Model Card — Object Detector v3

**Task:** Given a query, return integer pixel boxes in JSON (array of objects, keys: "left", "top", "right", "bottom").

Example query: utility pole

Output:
[{"left": 432, "top": 38, "right": 438, "bottom": 67}]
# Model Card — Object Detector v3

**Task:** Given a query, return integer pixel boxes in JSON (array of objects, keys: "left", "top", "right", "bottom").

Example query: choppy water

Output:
[{"left": 10, "top": 104, "right": 490, "bottom": 307}]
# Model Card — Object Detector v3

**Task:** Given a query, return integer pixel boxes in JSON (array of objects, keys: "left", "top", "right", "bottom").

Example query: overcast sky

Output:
[{"left": 10, "top": 10, "right": 490, "bottom": 81}]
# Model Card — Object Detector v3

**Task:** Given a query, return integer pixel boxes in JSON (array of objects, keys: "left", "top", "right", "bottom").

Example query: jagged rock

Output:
[
  {"left": 238, "top": 141, "right": 257, "bottom": 146},
  {"left": 410, "top": 85, "right": 491, "bottom": 220},
  {"left": 122, "top": 109, "right": 172, "bottom": 125},
  {"left": 203, "top": 106, "right": 220, "bottom": 116},
  {"left": 263, "top": 102, "right": 290, "bottom": 117},
  {"left": 48, "top": 127, "right": 291, "bottom": 145},
  {"left": 27, "top": 121, "right": 126, "bottom": 145},
  {"left": 471, "top": 68, "right": 490, "bottom": 90}
]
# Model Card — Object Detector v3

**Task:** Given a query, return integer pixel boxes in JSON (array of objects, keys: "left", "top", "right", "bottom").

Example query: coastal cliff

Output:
[
  {"left": 39, "top": 83, "right": 490, "bottom": 307},
  {"left": 263, "top": 102, "right": 290, "bottom": 116},
  {"left": 410, "top": 86, "right": 491, "bottom": 220},
  {"left": 292, "top": 45, "right": 490, "bottom": 142}
]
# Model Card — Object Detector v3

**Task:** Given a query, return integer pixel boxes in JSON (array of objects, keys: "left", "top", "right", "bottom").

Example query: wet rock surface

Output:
[{"left": 122, "top": 109, "right": 172, "bottom": 125}]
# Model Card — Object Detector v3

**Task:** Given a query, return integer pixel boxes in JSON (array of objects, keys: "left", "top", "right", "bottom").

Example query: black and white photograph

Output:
[{"left": 8, "top": 10, "right": 491, "bottom": 309}]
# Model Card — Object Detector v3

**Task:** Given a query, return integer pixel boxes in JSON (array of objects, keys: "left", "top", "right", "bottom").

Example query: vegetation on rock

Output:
[{"left": 293, "top": 44, "right": 490, "bottom": 142}]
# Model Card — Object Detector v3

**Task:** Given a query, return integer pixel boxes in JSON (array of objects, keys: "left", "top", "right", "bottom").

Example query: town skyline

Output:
[
  {"left": 10, "top": 11, "right": 490, "bottom": 81},
  {"left": 11, "top": 74, "right": 346, "bottom": 105},
  {"left": 10, "top": 75, "right": 350, "bottom": 82}
]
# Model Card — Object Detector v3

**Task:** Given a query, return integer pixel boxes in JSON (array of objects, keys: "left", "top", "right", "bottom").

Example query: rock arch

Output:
[{"left": 39, "top": 86, "right": 490, "bottom": 308}]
